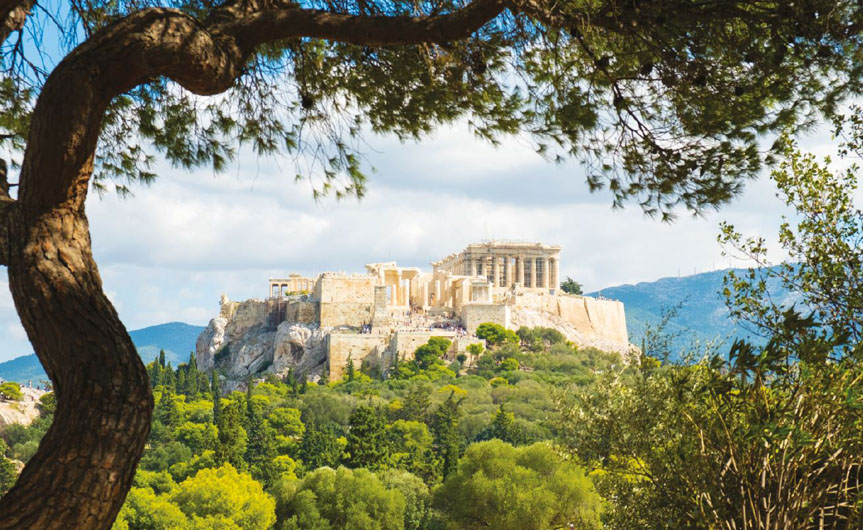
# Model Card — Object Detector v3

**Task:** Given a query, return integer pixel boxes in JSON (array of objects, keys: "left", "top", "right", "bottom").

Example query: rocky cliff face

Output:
[
  {"left": 0, "top": 387, "right": 46, "bottom": 429},
  {"left": 510, "top": 306, "right": 636, "bottom": 357},
  {"left": 196, "top": 296, "right": 328, "bottom": 381}
]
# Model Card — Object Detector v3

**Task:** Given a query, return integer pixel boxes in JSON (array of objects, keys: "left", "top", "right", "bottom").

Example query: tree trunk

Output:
[
  {"left": 0, "top": 205, "right": 152, "bottom": 528},
  {"left": 0, "top": 2, "right": 504, "bottom": 526}
]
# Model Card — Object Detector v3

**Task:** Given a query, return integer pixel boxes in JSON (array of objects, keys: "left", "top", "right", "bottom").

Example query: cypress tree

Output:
[
  {"left": 246, "top": 376, "right": 255, "bottom": 418},
  {"left": 216, "top": 402, "right": 247, "bottom": 470},
  {"left": 176, "top": 369, "right": 186, "bottom": 395},
  {"left": 158, "top": 349, "right": 166, "bottom": 368},
  {"left": 187, "top": 353, "right": 199, "bottom": 396},
  {"left": 163, "top": 362, "right": 176, "bottom": 391},
  {"left": 244, "top": 405, "right": 276, "bottom": 482},
  {"left": 431, "top": 391, "right": 464, "bottom": 479},
  {"left": 346, "top": 405, "right": 389, "bottom": 470},
  {"left": 155, "top": 387, "right": 181, "bottom": 430},
  {"left": 346, "top": 355, "right": 356, "bottom": 382},
  {"left": 211, "top": 372, "right": 222, "bottom": 425}
]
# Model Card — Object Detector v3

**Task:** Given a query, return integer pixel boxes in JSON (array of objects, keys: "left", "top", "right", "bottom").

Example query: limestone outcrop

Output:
[
  {"left": 510, "top": 306, "right": 634, "bottom": 356},
  {"left": 196, "top": 295, "right": 328, "bottom": 381},
  {"left": 273, "top": 322, "right": 328, "bottom": 375},
  {"left": 0, "top": 387, "right": 46, "bottom": 429}
]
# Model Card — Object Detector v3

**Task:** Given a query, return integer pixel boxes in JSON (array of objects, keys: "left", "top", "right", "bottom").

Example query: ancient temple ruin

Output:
[{"left": 197, "top": 241, "right": 630, "bottom": 381}]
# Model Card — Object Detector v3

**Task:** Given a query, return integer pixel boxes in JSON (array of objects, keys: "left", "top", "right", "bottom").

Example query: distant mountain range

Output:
[
  {"left": 588, "top": 268, "right": 795, "bottom": 358},
  {"left": 0, "top": 322, "right": 205, "bottom": 384}
]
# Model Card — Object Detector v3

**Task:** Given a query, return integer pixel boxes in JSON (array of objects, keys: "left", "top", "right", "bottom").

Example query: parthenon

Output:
[{"left": 432, "top": 241, "right": 561, "bottom": 293}]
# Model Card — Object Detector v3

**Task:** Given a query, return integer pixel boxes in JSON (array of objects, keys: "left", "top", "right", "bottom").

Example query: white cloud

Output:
[{"left": 0, "top": 123, "right": 831, "bottom": 361}]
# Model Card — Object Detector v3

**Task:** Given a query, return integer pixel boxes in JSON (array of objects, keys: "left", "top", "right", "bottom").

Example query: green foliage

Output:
[
  {"left": 516, "top": 327, "right": 567, "bottom": 353},
  {"left": 155, "top": 388, "right": 182, "bottom": 430},
  {"left": 562, "top": 129, "right": 863, "bottom": 527},
  {"left": 434, "top": 440, "right": 602, "bottom": 530},
  {"left": 171, "top": 464, "right": 276, "bottom": 529},
  {"left": 299, "top": 425, "right": 345, "bottom": 470},
  {"left": 133, "top": 469, "right": 177, "bottom": 495},
  {"left": 559, "top": 277, "right": 583, "bottom": 295},
  {"left": 0, "top": 455, "right": 16, "bottom": 496},
  {"left": 0, "top": 382, "right": 22, "bottom": 401},
  {"left": 37, "top": 392, "right": 55, "bottom": 415},
  {"left": 116, "top": 463, "right": 276, "bottom": 529},
  {"left": 498, "top": 358, "right": 519, "bottom": 373},
  {"left": 346, "top": 405, "right": 390, "bottom": 471},
  {"left": 114, "top": 486, "right": 189, "bottom": 530},
  {"left": 378, "top": 469, "right": 432, "bottom": 530},
  {"left": 465, "top": 343, "right": 484, "bottom": 358},
  {"left": 216, "top": 402, "right": 248, "bottom": 470},
  {"left": 173, "top": 422, "right": 217, "bottom": 455},
  {"left": 268, "top": 407, "right": 305, "bottom": 438},
  {"left": 275, "top": 466, "right": 406, "bottom": 530},
  {"left": 720, "top": 123, "right": 863, "bottom": 351},
  {"left": 97, "top": 327, "right": 630, "bottom": 525},
  {"left": 475, "top": 323, "right": 518, "bottom": 348},
  {"left": 484, "top": 404, "right": 526, "bottom": 446},
  {"left": 430, "top": 392, "right": 463, "bottom": 480},
  {"left": 388, "top": 420, "right": 436, "bottom": 482}
]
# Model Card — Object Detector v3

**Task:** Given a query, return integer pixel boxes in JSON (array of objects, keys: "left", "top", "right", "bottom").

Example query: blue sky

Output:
[{"left": 0, "top": 121, "right": 837, "bottom": 361}]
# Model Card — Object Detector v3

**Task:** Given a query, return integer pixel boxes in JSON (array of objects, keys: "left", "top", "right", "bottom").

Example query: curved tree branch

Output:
[
  {"left": 0, "top": 0, "right": 34, "bottom": 46},
  {"left": 0, "top": 0, "right": 507, "bottom": 527}
]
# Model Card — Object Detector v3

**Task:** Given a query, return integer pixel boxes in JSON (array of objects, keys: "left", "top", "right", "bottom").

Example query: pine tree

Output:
[{"left": 159, "top": 349, "right": 166, "bottom": 369}]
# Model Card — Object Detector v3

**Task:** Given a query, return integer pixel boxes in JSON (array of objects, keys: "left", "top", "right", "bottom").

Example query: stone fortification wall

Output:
[
  {"left": 317, "top": 274, "right": 375, "bottom": 328},
  {"left": 286, "top": 300, "right": 318, "bottom": 324},
  {"left": 223, "top": 299, "right": 269, "bottom": 339},
  {"left": 512, "top": 292, "right": 629, "bottom": 352},
  {"left": 328, "top": 334, "right": 390, "bottom": 380},
  {"left": 328, "top": 331, "right": 482, "bottom": 379},
  {"left": 461, "top": 304, "right": 511, "bottom": 333},
  {"left": 391, "top": 331, "right": 457, "bottom": 362}
]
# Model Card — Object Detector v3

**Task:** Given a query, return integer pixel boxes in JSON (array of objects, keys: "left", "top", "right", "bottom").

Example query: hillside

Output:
[
  {"left": 588, "top": 268, "right": 796, "bottom": 358},
  {"left": 0, "top": 322, "right": 205, "bottom": 384}
]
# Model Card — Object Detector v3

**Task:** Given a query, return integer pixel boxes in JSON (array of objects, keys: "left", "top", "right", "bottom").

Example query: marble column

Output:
[
  {"left": 529, "top": 257, "right": 536, "bottom": 289},
  {"left": 504, "top": 256, "right": 512, "bottom": 288},
  {"left": 470, "top": 256, "right": 477, "bottom": 277},
  {"left": 542, "top": 257, "right": 550, "bottom": 289},
  {"left": 492, "top": 256, "right": 500, "bottom": 288},
  {"left": 518, "top": 256, "right": 526, "bottom": 287},
  {"left": 551, "top": 258, "right": 559, "bottom": 290}
]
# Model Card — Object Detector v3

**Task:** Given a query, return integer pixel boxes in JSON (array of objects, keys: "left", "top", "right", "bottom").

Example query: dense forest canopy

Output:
[{"left": 0, "top": 0, "right": 863, "bottom": 527}]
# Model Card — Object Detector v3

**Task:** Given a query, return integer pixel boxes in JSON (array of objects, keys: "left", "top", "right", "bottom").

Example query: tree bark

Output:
[
  {"left": 0, "top": 1, "right": 506, "bottom": 526},
  {"left": 0, "top": 207, "right": 152, "bottom": 528}
]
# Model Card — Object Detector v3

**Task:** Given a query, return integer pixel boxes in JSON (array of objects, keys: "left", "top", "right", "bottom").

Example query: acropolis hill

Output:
[{"left": 195, "top": 241, "right": 630, "bottom": 381}]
